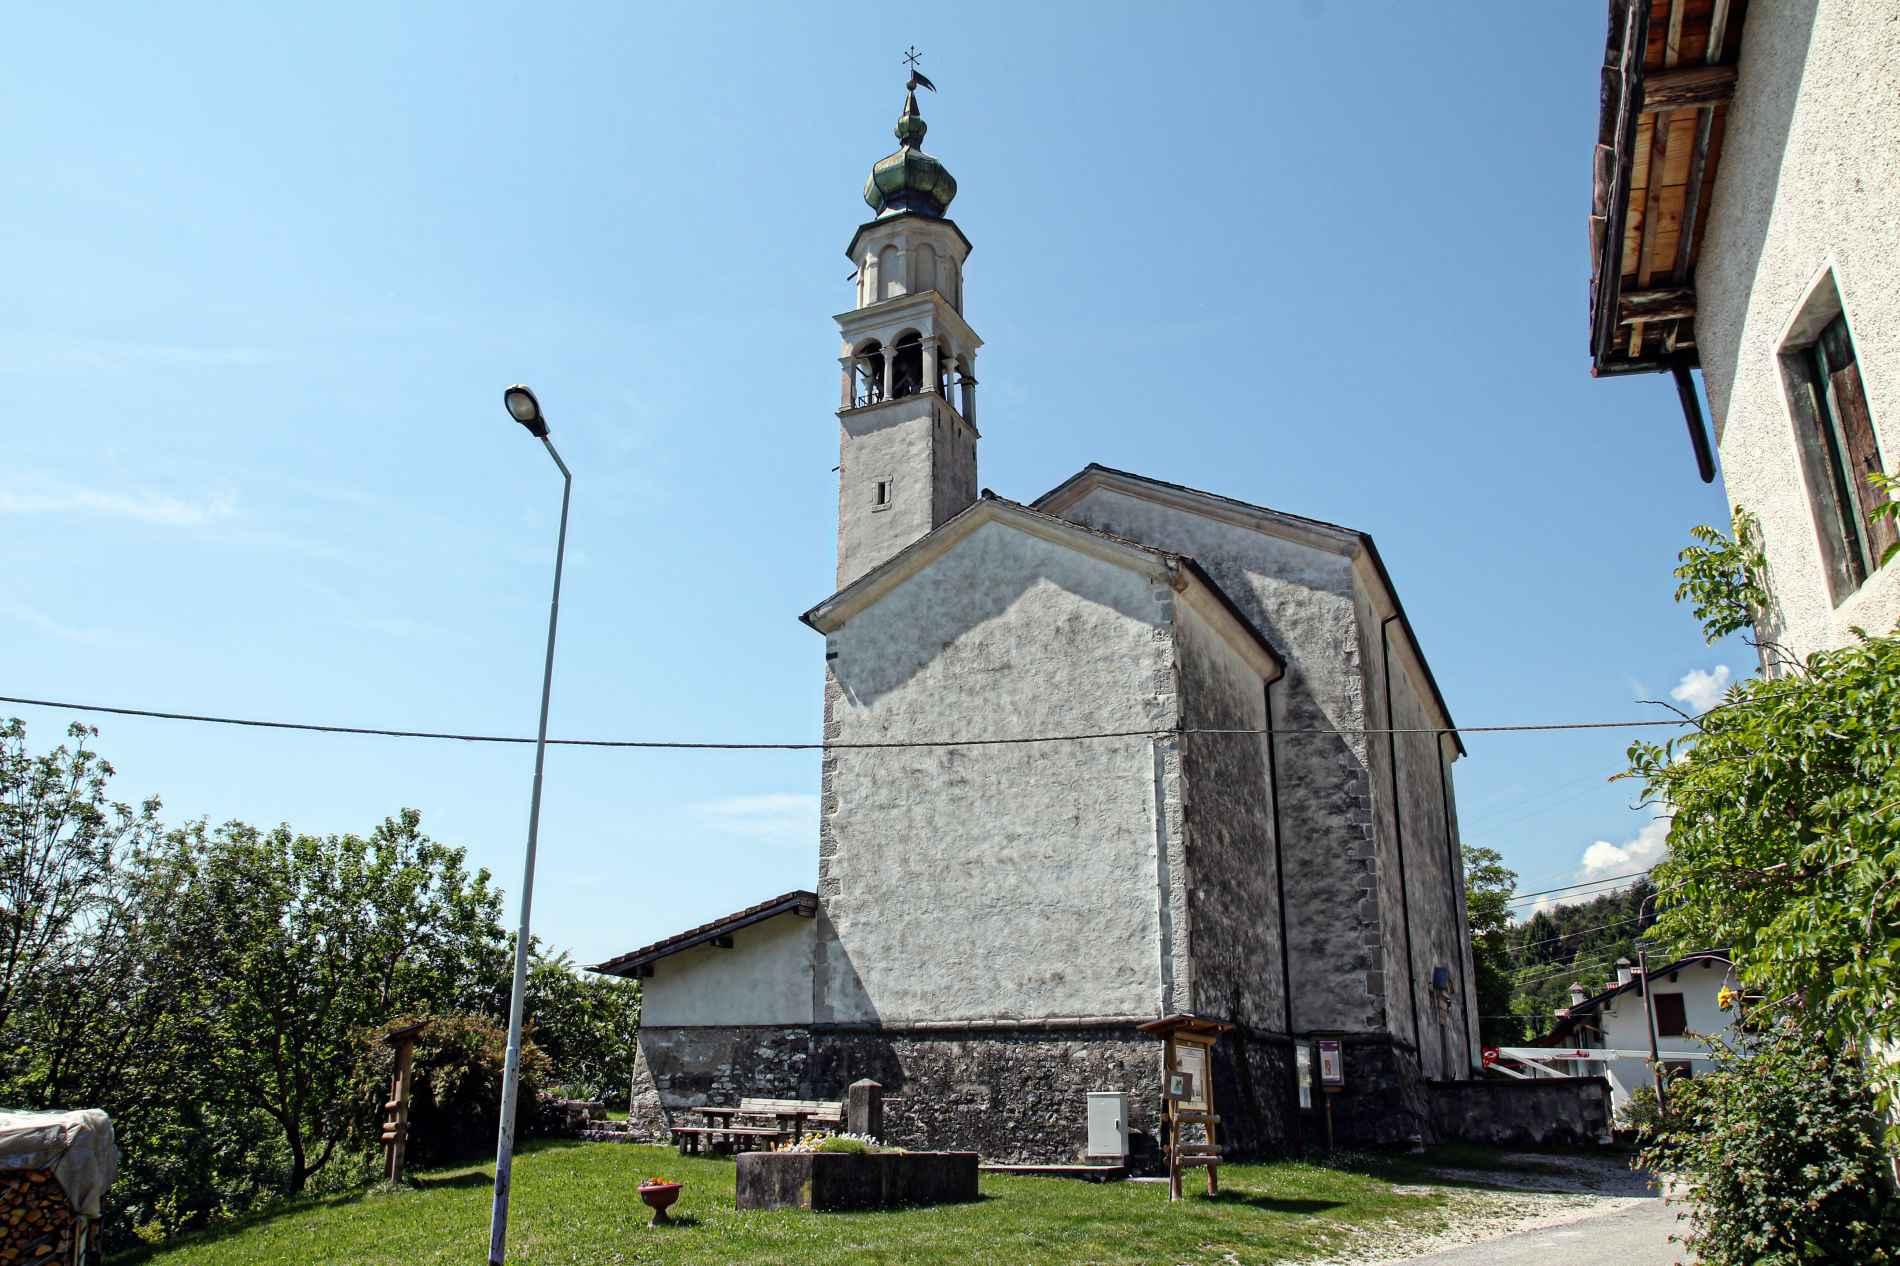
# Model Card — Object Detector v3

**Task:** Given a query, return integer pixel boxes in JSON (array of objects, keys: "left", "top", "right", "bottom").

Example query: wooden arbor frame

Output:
[
  {"left": 381, "top": 1019, "right": 429, "bottom": 1182},
  {"left": 1138, "top": 1013, "right": 1233, "bottom": 1202}
]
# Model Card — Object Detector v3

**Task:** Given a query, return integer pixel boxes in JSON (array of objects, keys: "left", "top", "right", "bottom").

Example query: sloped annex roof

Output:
[
  {"left": 1532, "top": 948, "right": 1734, "bottom": 1046},
  {"left": 800, "top": 490, "right": 1285, "bottom": 682},
  {"left": 589, "top": 890, "right": 817, "bottom": 977},
  {"left": 1033, "top": 464, "right": 1464, "bottom": 757}
]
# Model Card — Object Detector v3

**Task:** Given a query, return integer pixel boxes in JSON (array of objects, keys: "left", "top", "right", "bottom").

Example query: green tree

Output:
[
  {"left": 0, "top": 721, "right": 162, "bottom": 1053},
  {"left": 1461, "top": 845, "right": 1520, "bottom": 1045},
  {"left": 182, "top": 810, "right": 507, "bottom": 1193},
  {"left": 1626, "top": 633, "right": 1900, "bottom": 1068},
  {"left": 1625, "top": 512, "right": 1900, "bottom": 1095},
  {"left": 523, "top": 949, "right": 642, "bottom": 1105}
]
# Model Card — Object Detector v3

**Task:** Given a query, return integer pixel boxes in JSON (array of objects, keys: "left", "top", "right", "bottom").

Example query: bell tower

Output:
[{"left": 832, "top": 69, "right": 982, "bottom": 588}]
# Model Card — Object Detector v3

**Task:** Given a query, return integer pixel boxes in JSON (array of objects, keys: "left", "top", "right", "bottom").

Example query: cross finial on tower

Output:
[{"left": 903, "top": 46, "right": 937, "bottom": 93}]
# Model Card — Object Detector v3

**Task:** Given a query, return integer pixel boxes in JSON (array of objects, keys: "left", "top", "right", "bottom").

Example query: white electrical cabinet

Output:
[{"left": 1086, "top": 1091, "right": 1129, "bottom": 1159}]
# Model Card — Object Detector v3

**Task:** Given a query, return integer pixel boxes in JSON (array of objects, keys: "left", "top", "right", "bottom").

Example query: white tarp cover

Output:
[{"left": 0, "top": 1109, "right": 119, "bottom": 1218}]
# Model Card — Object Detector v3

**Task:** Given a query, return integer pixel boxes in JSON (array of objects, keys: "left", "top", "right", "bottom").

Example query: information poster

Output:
[
  {"left": 1294, "top": 1043, "right": 1313, "bottom": 1110},
  {"left": 1317, "top": 1038, "right": 1344, "bottom": 1089},
  {"left": 1172, "top": 1042, "right": 1208, "bottom": 1112}
]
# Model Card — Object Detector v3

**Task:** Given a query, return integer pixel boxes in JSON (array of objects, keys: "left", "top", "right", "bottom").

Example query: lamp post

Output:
[{"left": 488, "top": 384, "right": 571, "bottom": 1266}]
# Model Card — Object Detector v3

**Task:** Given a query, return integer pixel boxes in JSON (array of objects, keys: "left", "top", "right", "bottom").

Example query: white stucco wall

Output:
[
  {"left": 815, "top": 518, "right": 1176, "bottom": 1025},
  {"left": 1696, "top": 0, "right": 1900, "bottom": 657},
  {"left": 640, "top": 911, "right": 815, "bottom": 1027},
  {"left": 1054, "top": 485, "right": 1402, "bottom": 1038},
  {"left": 1588, "top": 959, "right": 1737, "bottom": 1110}
]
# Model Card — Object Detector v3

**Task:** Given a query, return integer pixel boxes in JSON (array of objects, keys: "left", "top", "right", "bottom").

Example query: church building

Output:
[{"left": 596, "top": 77, "right": 1479, "bottom": 1157}]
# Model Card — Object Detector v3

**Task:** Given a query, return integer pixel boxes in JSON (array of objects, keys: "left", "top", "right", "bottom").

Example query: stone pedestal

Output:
[{"left": 847, "top": 1078, "right": 883, "bottom": 1140}]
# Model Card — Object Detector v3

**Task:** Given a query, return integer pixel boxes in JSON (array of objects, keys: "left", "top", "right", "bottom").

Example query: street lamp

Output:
[{"left": 488, "top": 384, "right": 571, "bottom": 1266}]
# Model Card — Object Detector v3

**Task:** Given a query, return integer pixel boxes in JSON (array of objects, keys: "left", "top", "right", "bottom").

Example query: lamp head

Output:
[{"left": 503, "top": 385, "right": 548, "bottom": 438}]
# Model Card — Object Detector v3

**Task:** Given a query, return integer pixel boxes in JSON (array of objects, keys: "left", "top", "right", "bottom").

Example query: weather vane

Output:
[{"left": 903, "top": 45, "right": 937, "bottom": 93}]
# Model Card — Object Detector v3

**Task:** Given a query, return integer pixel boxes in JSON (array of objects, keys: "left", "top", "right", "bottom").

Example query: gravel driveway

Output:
[{"left": 1305, "top": 1151, "right": 1683, "bottom": 1266}]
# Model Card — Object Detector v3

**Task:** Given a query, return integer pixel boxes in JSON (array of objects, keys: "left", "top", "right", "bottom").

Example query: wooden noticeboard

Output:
[{"left": 1138, "top": 1013, "right": 1233, "bottom": 1202}]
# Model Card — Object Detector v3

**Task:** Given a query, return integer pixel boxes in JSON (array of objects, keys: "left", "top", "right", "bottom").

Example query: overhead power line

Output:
[
  {"left": 0, "top": 693, "right": 1695, "bottom": 752},
  {"left": 1508, "top": 914, "right": 1649, "bottom": 957},
  {"left": 1506, "top": 870, "right": 1652, "bottom": 905}
]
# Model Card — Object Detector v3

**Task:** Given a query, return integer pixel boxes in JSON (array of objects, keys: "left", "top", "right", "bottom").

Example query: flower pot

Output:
[{"left": 637, "top": 1180, "right": 683, "bottom": 1224}]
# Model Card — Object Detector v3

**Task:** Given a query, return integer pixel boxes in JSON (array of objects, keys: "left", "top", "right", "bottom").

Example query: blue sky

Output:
[{"left": 4, "top": 3, "right": 1752, "bottom": 964}]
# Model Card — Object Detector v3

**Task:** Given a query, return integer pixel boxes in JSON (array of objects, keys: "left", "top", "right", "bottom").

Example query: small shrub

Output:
[
  {"left": 1614, "top": 1086, "right": 1663, "bottom": 1142},
  {"left": 1637, "top": 1023, "right": 1900, "bottom": 1264},
  {"left": 777, "top": 1132, "right": 897, "bottom": 1155}
]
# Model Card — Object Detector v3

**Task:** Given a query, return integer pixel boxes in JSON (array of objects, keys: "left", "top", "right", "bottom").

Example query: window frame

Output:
[
  {"left": 1778, "top": 269, "right": 1893, "bottom": 604},
  {"left": 1651, "top": 990, "right": 1688, "bottom": 1039}
]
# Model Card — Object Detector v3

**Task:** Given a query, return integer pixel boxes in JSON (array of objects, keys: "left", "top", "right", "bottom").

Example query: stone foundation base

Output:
[
  {"left": 1288, "top": 1036, "right": 1432, "bottom": 1147},
  {"left": 634, "top": 1022, "right": 1298, "bottom": 1161}
]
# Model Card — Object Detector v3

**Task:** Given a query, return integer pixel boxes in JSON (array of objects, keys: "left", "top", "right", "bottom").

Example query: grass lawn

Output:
[{"left": 112, "top": 1141, "right": 1472, "bottom": 1266}]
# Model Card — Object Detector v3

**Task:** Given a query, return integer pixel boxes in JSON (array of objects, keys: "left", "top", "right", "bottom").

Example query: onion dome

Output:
[{"left": 863, "top": 87, "right": 957, "bottom": 217}]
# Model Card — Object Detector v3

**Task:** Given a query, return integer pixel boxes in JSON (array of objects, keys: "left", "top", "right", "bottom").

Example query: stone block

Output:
[{"left": 735, "top": 1151, "right": 979, "bottom": 1212}]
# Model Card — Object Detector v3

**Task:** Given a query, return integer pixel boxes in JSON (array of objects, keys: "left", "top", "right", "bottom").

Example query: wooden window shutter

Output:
[
  {"left": 1820, "top": 317, "right": 1895, "bottom": 567},
  {"left": 1652, "top": 991, "right": 1688, "bottom": 1038}
]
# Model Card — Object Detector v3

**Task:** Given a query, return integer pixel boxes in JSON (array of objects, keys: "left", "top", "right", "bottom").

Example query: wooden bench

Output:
[{"left": 736, "top": 1097, "right": 845, "bottom": 1140}]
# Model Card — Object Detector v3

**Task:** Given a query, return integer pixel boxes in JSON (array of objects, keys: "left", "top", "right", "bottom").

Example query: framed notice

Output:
[
  {"left": 1294, "top": 1043, "right": 1313, "bottom": 1109},
  {"left": 1172, "top": 1042, "right": 1208, "bottom": 1112},
  {"left": 1317, "top": 1039, "right": 1344, "bottom": 1089}
]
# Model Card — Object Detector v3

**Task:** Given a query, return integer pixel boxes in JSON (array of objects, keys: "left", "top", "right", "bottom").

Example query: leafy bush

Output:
[
  {"left": 1613, "top": 1086, "right": 1662, "bottom": 1141},
  {"left": 350, "top": 1012, "right": 553, "bottom": 1170},
  {"left": 1637, "top": 1024, "right": 1900, "bottom": 1264}
]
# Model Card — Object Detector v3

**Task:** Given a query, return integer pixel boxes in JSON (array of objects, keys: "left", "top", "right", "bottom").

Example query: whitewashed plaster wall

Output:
[
  {"left": 1696, "top": 0, "right": 1900, "bottom": 656},
  {"left": 1051, "top": 487, "right": 1388, "bottom": 1036},
  {"left": 834, "top": 394, "right": 951, "bottom": 588},
  {"left": 814, "top": 519, "right": 1177, "bottom": 1025},
  {"left": 1592, "top": 959, "right": 1738, "bottom": 1109},
  {"left": 641, "top": 912, "right": 815, "bottom": 1027}
]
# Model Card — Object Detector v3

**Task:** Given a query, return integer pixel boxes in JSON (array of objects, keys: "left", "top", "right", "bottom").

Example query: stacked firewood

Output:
[{"left": 0, "top": 1170, "right": 79, "bottom": 1266}]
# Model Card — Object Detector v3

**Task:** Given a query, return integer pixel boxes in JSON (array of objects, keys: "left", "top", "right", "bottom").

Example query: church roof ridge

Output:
[
  {"left": 800, "top": 491, "right": 1284, "bottom": 680},
  {"left": 1035, "top": 463, "right": 1366, "bottom": 545},
  {"left": 589, "top": 889, "right": 817, "bottom": 977},
  {"left": 1031, "top": 464, "right": 1464, "bottom": 756}
]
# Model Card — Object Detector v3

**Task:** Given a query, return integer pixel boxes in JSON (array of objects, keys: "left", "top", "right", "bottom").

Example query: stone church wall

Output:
[
  {"left": 815, "top": 519, "right": 1176, "bottom": 1027},
  {"left": 835, "top": 395, "right": 942, "bottom": 588},
  {"left": 1355, "top": 571, "right": 1479, "bottom": 1082},
  {"left": 1053, "top": 487, "right": 1387, "bottom": 1037},
  {"left": 1172, "top": 597, "right": 1286, "bottom": 1033}
]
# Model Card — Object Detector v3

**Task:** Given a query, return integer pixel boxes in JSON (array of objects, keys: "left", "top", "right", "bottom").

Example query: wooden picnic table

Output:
[{"left": 670, "top": 1121, "right": 785, "bottom": 1155}]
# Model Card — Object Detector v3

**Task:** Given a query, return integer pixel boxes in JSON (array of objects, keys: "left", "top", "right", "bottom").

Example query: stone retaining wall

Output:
[{"left": 1425, "top": 1076, "right": 1612, "bottom": 1147}]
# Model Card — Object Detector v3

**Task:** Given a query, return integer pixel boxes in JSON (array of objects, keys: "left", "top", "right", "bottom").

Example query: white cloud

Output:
[
  {"left": 690, "top": 793, "right": 819, "bottom": 848},
  {"left": 0, "top": 485, "right": 236, "bottom": 527},
  {"left": 1580, "top": 814, "right": 1670, "bottom": 878},
  {"left": 1669, "top": 664, "right": 1732, "bottom": 714},
  {"left": 1519, "top": 812, "right": 1673, "bottom": 920}
]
